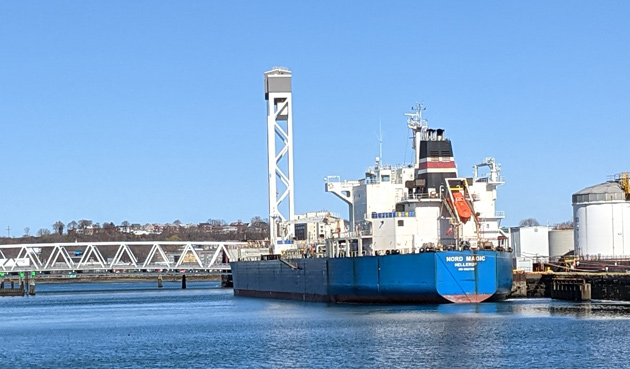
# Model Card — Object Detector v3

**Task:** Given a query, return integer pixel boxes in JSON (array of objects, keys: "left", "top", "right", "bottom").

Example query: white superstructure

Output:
[{"left": 325, "top": 104, "right": 507, "bottom": 256}]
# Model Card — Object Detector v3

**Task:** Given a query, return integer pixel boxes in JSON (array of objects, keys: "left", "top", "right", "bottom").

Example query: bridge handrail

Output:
[
  {"left": 0, "top": 241, "right": 248, "bottom": 249},
  {"left": 0, "top": 240, "right": 251, "bottom": 273}
]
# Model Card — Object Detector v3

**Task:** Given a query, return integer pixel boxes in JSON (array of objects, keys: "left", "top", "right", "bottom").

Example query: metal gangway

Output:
[{"left": 0, "top": 241, "right": 252, "bottom": 273}]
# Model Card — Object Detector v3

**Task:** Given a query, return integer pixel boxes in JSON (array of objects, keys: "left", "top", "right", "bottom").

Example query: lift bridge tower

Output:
[{"left": 265, "top": 67, "right": 294, "bottom": 249}]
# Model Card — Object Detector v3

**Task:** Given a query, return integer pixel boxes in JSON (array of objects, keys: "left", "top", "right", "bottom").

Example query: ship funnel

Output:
[{"left": 437, "top": 129, "right": 444, "bottom": 141}]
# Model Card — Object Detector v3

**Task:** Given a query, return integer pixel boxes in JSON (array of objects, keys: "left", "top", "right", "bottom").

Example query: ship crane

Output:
[{"left": 473, "top": 157, "right": 503, "bottom": 184}]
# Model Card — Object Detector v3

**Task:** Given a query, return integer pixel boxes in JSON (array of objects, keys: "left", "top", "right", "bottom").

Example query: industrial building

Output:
[{"left": 510, "top": 226, "right": 551, "bottom": 263}]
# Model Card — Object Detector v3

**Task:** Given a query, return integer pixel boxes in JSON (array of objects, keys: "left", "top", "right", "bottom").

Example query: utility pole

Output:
[{"left": 6, "top": 226, "right": 10, "bottom": 238}]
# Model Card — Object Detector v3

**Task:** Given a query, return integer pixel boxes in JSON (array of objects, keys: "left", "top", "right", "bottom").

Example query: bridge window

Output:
[{"left": 397, "top": 220, "right": 404, "bottom": 227}]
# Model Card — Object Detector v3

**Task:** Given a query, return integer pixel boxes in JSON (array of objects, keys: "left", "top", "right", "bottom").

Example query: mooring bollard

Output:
[
  {"left": 157, "top": 274, "right": 163, "bottom": 288},
  {"left": 181, "top": 274, "right": 187, "bottom": 289}
]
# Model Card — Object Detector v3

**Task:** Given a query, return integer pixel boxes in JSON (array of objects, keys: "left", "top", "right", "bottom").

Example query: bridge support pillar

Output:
[
  {"left": 157, "top": 274, "right": 163, "bottom": 288},
  {"left": 181, "top": 274, "right": 187, "bottom": 289},
  {"left": 221, "top": 273, "right": 233, "bottom": 288}
]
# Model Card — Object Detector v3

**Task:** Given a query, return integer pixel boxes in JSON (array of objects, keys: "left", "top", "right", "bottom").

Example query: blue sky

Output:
[{"left": 1, "top": 2, "right": 628, "bottom": 235}]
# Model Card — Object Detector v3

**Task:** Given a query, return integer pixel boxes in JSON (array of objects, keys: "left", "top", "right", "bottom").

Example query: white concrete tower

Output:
[{"left": 265, "top": 67, "right": 295, "bottom": 247}]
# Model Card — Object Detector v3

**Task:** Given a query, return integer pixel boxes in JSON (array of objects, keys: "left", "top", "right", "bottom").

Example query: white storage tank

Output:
[
  {"left": 572, "top": 174, "right": 630, "bottom": 258},
  {"left": 548, "top": 228, "right": 574, "bottom": 262},
  {"left": 510, "top": 226, "right": 550, "bottom": 262}
]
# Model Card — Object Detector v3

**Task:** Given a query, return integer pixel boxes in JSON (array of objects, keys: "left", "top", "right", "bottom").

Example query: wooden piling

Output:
[
  {"left": 29, "top": 278, "right": 36, "bottom": 296},
  {"left": 157, "top": 274, "right": 163, "bottom": 288},
  {"left": 551, "top": 278, "right": 591, "bottom": 301},
  {"left": 0, "top": 278, "right": 25, "bottom": 296}
]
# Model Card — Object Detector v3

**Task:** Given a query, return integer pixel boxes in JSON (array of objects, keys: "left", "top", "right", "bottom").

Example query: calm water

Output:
[{"left": 1, "top": 282, "right": 629, "bottom": 368}]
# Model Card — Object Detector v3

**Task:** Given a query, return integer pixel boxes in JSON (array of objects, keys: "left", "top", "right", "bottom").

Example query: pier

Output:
[
  {"left": 551, "top": 278, "right": 591, "bottom": 301},
  {"left": 0, "top": 278, "right": 25, "bottom": 296},
  {"left": 513, "top": 272, "right": 630, "bottom": 302}
]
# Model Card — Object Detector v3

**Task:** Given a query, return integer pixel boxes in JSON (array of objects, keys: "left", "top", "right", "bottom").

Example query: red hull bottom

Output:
[
  {"left": 234, "top": 289, "right": 506, "bottom": 304},
  {"left": 442, "top": 293, "right": 493, "bottom": 303}
]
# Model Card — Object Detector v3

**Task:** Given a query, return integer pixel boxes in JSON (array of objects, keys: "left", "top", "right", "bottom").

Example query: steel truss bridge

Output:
[{"left": 0, "top": 241, "right": 249, "bottom": 273}]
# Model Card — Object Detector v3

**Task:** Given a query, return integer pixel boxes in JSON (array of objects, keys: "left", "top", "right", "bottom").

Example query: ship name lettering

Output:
[
  {"left": 446, "top": 256, "right": 463, "bottom": 262},
  {"left": 466, "top": 255, "right": 486, "bottom": 262},
  {"left": 454, "top": 262, "right": 475, "bottom": 268}
]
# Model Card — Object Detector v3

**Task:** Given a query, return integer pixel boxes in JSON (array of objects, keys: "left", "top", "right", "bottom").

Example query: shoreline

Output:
[{"left": 1, "top": 273, "right": 222, "bottom": 284}]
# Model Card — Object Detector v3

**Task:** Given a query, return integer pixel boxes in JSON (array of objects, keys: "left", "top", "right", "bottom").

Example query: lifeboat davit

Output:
[{"left": 451, "top": 192, "right": 472, "bottom": 223}]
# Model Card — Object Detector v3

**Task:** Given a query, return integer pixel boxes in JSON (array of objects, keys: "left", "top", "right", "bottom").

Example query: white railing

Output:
[{"left": 0, "top": 241, "right": 247, "bottom": 273}]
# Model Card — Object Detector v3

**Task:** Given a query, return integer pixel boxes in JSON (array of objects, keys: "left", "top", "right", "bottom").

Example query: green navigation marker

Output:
[
  {"left": 31, "top": 271, "right": 36, "bottom": 276},
  {"left": 19, "top": 272, "right": 24, "bottom": 278},
  {"left": 0, "top": 272, "right": 4, "bottom": 277}
]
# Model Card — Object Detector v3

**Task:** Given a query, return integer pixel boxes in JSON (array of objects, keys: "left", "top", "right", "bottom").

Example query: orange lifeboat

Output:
[{"left": 451, "top": 192, "right": 472, "bottom": 223}]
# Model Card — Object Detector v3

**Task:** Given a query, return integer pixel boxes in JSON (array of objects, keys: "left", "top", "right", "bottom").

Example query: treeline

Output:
[{"left": 1, "top": 217, "right": 270, "bottom": 245}]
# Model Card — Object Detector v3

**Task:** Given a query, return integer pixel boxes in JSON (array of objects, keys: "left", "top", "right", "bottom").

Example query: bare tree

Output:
[
  {"left": 24, "top": 227, "right": 30, "bottom": 237},
  {"left": 555, "top": 220, "right": 574, "bottom": 229},
  {"left": 78, "top": 219, "right": 93, "bottom": 229},
  {"left": 208, "top": 219, "right": 226, "bottom": 226},
  {"left": 67, "top": 220, "right": 78, "bottom": 232},
  {"left": 103, "top": 222, "right": 116, "bottom": 232},
  {"left": 519, "top": 218, "right": 540, "bottom": 227},
  {"left": 173, "top": 219, "right": 182, "bottom": 226},
  {"left": 37, "top": 228, "right": 51, "bottom": 237},
  {"left": 52, "top": 221, "right": 65, "bottom": 235}
]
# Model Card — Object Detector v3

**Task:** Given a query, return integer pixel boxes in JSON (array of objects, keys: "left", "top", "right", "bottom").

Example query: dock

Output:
[{"left": 511, "top": 272, "right": 630, "bottom": 301}]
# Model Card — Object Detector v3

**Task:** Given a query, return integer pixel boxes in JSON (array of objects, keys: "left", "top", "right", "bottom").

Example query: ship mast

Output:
[{"left": 404, "top": 103, "right": 428, "bottom": 167}]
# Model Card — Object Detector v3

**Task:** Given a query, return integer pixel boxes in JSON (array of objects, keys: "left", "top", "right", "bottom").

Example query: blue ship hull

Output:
[{"left": 231, "top": 250, "right": 513, "bottom": 304}]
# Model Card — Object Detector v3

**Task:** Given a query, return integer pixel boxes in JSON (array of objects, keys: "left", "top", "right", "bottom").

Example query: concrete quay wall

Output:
[{"left": 518, "top": 272, "right": 630, "bottom": 301}]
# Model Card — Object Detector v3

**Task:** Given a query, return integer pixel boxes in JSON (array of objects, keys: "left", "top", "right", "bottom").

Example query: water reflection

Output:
[
  {"left": 531, "top": 300, "right": 630, "bottom": 319},
  {"left": 437, "top": 298, "right": 630, "bottom": 320},
  {"left": 4, "top": 284, "right": 630, "bottom": 368},
  {"left": 437, "top": 301, "right": 501, "bottom": 315}
]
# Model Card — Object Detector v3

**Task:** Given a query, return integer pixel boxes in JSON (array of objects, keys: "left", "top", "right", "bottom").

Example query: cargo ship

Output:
[{"left": 231, "top": 75, "right": 512, "bottom": 303}]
